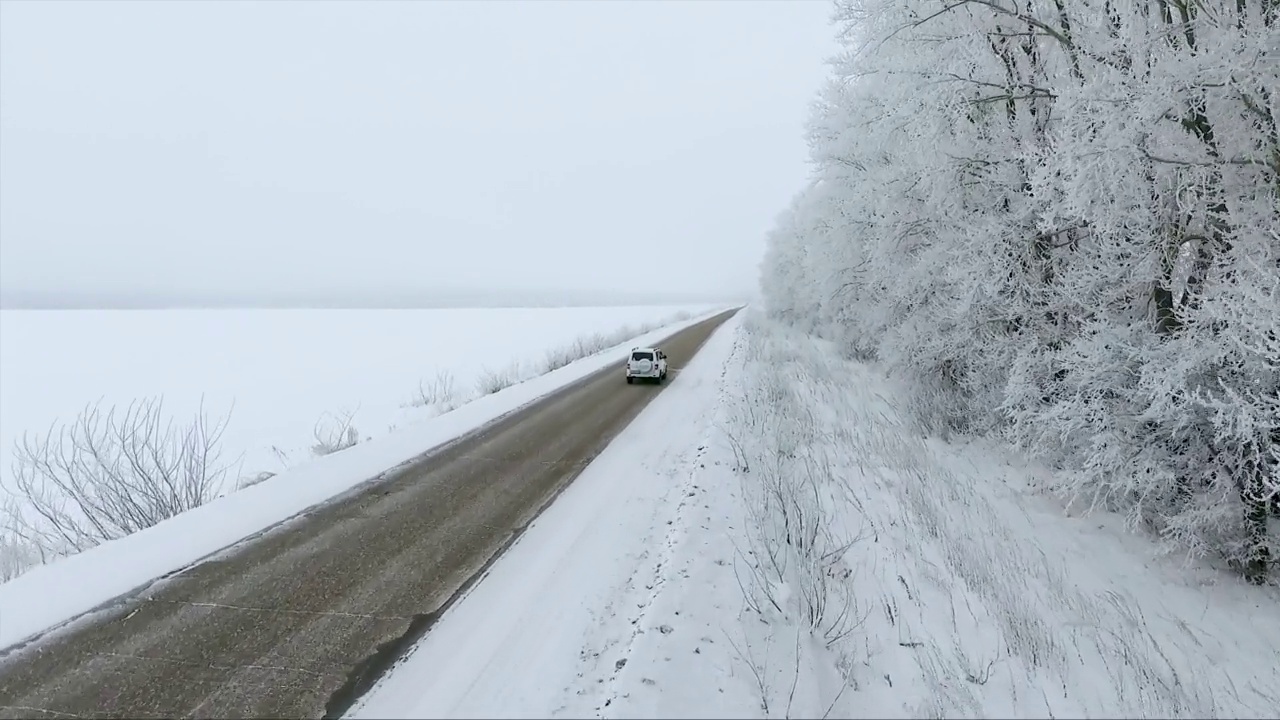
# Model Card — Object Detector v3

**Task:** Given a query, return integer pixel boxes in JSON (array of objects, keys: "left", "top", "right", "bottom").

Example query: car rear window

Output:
[{"left": 631, "top": 351, "right": 654, "bottom": 362}]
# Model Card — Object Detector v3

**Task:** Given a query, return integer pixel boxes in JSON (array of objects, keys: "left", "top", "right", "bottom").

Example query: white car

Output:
[{"left": 625, "top": 347, "right": 668, "bottom": 384}]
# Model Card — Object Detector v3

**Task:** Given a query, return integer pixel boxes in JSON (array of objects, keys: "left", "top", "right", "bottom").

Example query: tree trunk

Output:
[{"left": 1242, "top": 440, "right": 1272, "bottom": 584}]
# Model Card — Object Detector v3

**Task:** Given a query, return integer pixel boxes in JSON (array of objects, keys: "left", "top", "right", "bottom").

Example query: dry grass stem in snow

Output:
[
  {"left": 724, "top": 313, "right": 1280, "bottom": 718},
  {"left": 311, "top": 406, "right": 361, "bottom": 457}
]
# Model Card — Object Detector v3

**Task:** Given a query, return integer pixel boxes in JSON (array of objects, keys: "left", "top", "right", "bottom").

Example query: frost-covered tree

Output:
[{"left": 762, "top": 0, "right": 1279, "bottom": 582}]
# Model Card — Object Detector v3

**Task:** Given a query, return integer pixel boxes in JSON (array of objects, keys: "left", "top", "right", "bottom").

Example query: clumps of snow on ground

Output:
[
  {"left": 349, "top": 309, "right": 1280, "bottom": 719},
  {"left": 716, "top": 311, "right": 1280, "bottom": 719}
]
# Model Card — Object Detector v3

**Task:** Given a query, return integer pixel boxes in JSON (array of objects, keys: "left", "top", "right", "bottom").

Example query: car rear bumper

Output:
[{"left": 626, "top": 369, "right": 663, "bottom": 378}]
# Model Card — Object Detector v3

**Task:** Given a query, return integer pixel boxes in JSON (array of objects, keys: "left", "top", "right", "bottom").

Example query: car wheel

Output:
[{"left": 626, "top": 376, "right": 634, "bottom": 384}]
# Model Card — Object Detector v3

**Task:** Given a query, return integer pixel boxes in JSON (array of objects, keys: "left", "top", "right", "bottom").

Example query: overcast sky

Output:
[{"left": 0, "top": 0, "right": 835, "bottom": 306}]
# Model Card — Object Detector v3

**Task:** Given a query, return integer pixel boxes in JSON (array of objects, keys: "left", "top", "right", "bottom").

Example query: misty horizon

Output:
[
  {"left": 0, "top": 1, "right": 833, "bottom": 307},
  {"left": 0, "top": 285, "right": 747, "bottom": 310}
]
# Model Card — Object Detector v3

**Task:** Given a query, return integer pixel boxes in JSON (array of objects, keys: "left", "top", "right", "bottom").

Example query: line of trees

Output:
[{"left": 761, "top": 0, "right": 1278, "bottom": 582}]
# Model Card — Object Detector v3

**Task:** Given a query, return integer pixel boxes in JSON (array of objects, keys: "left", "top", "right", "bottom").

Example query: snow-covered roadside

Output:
[
  {"left": 347, "top": 311, "right": 760, "bottom": 720},
  {"left": 721, "top": 313, "right": 1280, "bottom": 719},
  {"left": 0, "top": 307, "right": 729, "bottom": 653}
]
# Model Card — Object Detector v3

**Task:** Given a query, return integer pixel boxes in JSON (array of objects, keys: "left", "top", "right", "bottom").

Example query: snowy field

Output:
[
  {"left": 350, "top": 310, "right": 1280, "bottom": 719},
  {"left": 0, "top": 307, "right": 728, "bottom": 650},
  {"left": 0, "top": 305, "right": 712, "bottom": 488}
]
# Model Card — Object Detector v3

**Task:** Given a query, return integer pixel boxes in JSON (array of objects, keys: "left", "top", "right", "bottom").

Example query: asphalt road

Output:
[{"left": 0, "top": 309, "right": 737, "bottom": 720}]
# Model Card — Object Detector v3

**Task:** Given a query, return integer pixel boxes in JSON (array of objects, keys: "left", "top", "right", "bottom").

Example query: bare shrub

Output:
[
  {"left": 475, "top": 362, "right": 522, "bottom": 395},
  {"left": 3, "top": 396, "right": 232, "bottom": 557},
  {"left": 0, "top": 530, "right": 42, "bottom": 581},
  {"left": 311, "top": 407, "right": 360, "bottom": 456},
  {"left": 542, "top": 344, "right": 578, "bottom": 373},
  {"left": 407, "top": 369, "right": 458, "bottom": 410}
]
